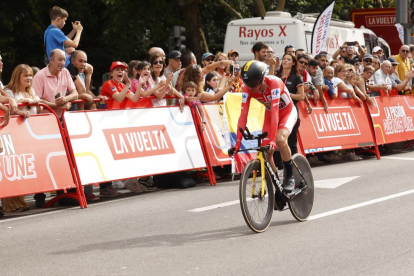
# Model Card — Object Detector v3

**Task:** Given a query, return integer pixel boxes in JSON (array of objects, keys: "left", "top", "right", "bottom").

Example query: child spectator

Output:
[
  {"left": 183, "top": 81, "right": 206, "bottom": 131},
  {"left": 44, "top": 6, "right": 94, "bottom": 99},
  {"left": 203, "top": 72, "right": 219, "bottom": 100},
  {"left": 100, "top": 61, "right": 141, "bottom": 110}
]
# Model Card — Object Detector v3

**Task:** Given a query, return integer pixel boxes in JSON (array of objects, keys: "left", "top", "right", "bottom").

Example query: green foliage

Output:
[{"left": 0, "top": 0, "right": 397, "bottom": 87}]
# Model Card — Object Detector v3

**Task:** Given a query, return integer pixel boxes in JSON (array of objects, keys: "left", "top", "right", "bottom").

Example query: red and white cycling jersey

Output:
[{"left": 237, "top": 75, "right": 297, "bottom": 146}]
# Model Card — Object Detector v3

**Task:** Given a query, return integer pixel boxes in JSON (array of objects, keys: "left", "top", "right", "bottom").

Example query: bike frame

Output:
[{"left": 251, "top": 151, "right": 267, "bottom": 199}]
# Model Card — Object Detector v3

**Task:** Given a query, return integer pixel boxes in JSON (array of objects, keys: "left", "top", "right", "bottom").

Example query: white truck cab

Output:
[{"left": 223, "top": 11, "right": 382, "bottom": 65}]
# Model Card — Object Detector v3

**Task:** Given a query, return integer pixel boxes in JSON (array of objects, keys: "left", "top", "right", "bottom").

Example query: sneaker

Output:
[
  {"left": 125, "top": 178, "right": 145, "bottom": 193},
  {"left": 325, "top": 154, "right": 340, "bottom": 162},
  {"left": 347, "top": 152, "right": 362, "bottom": 161},
  {"left": 139, "top": 177, "right": 157, "bottom": 191},
  {"left": 86, "top": 194, "right": 100, "bottom": 202},
  {"left": 308, "top": 156, "right": 323, "bottom": 165},
  {"left": 99, "top": 186, "right": 122, "bottom": 198},
  {"left": 112, "top": 180, "right": 126, "bottom": 189}
]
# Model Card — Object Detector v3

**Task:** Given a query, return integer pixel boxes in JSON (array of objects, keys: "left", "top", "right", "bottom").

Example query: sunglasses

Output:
[
  {"left": 235, "top": 68, "right": 241, "bottom": 72},
  {"left": 364, "top": 59, "right": 372, "bottom": 63},
  {"left": 402, "top": 50, "right": 410, "bottom": 53},
  {"left": 299, "top": 60, "right": 309, "bottom": 66},
  {"left": 152, "top": 60, "right": 163, "bottom": 65},
  {"left": 205, "top": 58, "right": 214, "bottom": 62}
]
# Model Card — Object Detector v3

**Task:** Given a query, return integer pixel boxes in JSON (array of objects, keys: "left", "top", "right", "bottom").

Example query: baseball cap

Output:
[
  {"left": 202, "top": 53, "right": 214, "bottom": 60},
  {"left": 169, "top": 50, "right": 181, "bottom": 60},
  {"left": 363, "top": 54, "right": 373, "bottom": 60},
  {"left": 110, "top": 61, "right": 127, "bottom": 71},
  {"left": 387, "top": 57, "right": 399, "bottom": 65},
  {"left": 372, "top": 46, "right": 382, "bottom": 53},
  {"left": 228, "top": 49, "right": 239, "bottom": 56}
]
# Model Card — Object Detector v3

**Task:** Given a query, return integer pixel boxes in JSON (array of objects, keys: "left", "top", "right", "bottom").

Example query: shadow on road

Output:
[{"left": 51, "top": 219, "right": 297, "bottom": 255}]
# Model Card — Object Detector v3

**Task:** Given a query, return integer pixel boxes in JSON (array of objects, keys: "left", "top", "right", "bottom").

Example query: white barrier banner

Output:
[{"left": 64, "top": 107, "right": 206, "bottom": 185}]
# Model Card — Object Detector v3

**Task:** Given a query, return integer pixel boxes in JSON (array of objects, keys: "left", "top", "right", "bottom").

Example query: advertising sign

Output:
[
  {"left": 0, "top": 115, "right": 75, "bottom": 198},
  {"left": 64, "top": 107, "right": 206, "bottom": 185}
]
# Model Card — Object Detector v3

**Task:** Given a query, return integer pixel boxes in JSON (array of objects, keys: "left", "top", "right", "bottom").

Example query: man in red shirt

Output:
[
  {"left": 100, "top": 61, "right": 141, "bottom": 109},
  {"left": 230, "top": 61, "right": 297, "bottom": 192}
]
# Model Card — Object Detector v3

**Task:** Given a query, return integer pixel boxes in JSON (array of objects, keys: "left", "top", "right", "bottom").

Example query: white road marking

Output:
[
  {"left": 189, "top": 200, "right": 240, "bottom": 212},
  {"left": 381, "top": 156, "right": 414, "bottom": 161},
  {"left": 308, "top": 189, "right": 414, "bottom": 220},
  {"left": 314, "top": 176, "right": 360, "bottom": 189}
]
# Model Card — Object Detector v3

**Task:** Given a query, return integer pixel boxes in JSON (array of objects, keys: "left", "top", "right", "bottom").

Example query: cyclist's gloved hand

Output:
[{"left": 229, "top": 142, "right": 241, "bottom": 156}]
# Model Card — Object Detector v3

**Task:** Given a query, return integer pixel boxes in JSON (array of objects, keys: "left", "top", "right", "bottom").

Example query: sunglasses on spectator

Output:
[
  {"left": 364, "top": 59, "right": 372, "bottom": 63},
  {"left": 205, "top": 58, "right": 214, "bottom": 62},
  {"left": 402, "top": 50, "right": 410, "bottom": 53},
  {"left": 298, "top": 60, "right": 309, "bottom": 66},
  {"left": 235, "top": 68, "right": 241, "bottom": 72},
  {"left": 152, "top": 60, "right": 163, "bottom": 65}
]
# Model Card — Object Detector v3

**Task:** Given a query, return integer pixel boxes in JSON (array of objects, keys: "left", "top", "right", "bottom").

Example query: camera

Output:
[{"left": 305, "top": 82, "right": 316, "bottom": 92}]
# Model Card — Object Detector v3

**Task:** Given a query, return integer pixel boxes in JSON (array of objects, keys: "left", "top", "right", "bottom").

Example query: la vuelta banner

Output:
[
  {"left": 200, "top": 104, "right": 232, "bottom": 167},
  {"left": 367, "top": 96, "right": 414, "bottom": 145},
  {"left": 63, "top": 107, "right": 206, "bottom": 185},
  {"left": 311, "top": 1, "right": 335, "bottom": 56},
  {"left": 298, "top": 99, "right": 375, "bottom": 153},
  {"left": 0, "top": 115, "right": 75, "bottom": 198}
]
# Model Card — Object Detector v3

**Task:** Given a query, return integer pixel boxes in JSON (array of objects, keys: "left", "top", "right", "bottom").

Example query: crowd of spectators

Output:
[{"left": 2, "top": 5, "right": 414, "bottom": 216}]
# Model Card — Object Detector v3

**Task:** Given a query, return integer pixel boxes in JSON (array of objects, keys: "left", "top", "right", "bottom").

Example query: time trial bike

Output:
[{"left": 228, "top": 127, "right": 314, "bottom": 233}]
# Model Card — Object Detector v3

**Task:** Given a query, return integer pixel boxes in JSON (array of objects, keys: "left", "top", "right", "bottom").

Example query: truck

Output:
[{"left": 223, "top": 11, "right": 389, "bottom": 65}]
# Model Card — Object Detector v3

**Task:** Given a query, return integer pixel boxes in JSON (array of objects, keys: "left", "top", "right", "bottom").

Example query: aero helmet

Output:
[{"left": 241, "top": 60, "right": 268, "bottom": 87}]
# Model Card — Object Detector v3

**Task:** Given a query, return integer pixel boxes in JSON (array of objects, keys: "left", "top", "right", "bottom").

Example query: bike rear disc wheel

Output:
[
  {"left": 240, "top": 159, "right": 274, "bottom": 233},
  {"left": 288, "top": 153, "right": 314, "bottom": 222}
]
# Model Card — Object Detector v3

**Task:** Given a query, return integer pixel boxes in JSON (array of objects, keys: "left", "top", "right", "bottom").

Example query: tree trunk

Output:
[
  {"left": 377, "top": 0, "right": 383, "bottom": 8},
  {"left": 218, "top": 0, "right": 243, "bottom": 19},
  {"left": 178, "top": 0, "right": 208, "bottom": 61},
  {"left": 276, "top": 0, "right": 286, "bottom": 11},
  {"left": 253, "top": 0, "right": 266, "bottom": 17}
]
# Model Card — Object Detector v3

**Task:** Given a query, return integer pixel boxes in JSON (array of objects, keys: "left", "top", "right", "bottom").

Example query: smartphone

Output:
[
  {"left": 55, "top": 93, "right": 61, "bottom": 99},
  {"left": 347, "top": 41, "right": 356, "bottom": 46},
  {"left": 229, "top": 65, "right": 234, "bottom": 76}
]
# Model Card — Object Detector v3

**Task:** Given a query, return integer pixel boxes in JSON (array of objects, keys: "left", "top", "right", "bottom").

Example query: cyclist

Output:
[{"left": 229, "top": 60, "right": 297, "bottom": 193}]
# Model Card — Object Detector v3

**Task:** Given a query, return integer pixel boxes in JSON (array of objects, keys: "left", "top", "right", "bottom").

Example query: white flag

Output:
[
  {"left": 395, "top": 23, "right": 404, "bottom": 44},
  {"left": 311, "top": 1, "right": 335, "bottom": 56}
]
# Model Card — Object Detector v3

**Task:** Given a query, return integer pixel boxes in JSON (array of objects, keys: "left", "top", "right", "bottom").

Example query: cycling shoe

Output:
[{"left": 282, "top": 175, "right": 295, "bottom": 193}]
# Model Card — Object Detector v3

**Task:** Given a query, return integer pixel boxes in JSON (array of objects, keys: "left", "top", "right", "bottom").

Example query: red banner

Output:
[
  {"left": 298, "top": 98, "right": 376, "bottom": 154},
  {"left": 0, "top": 114, "right": 76, "bottom": 198},
  {"left": 368, "top": 96, "right": 414, "bottom": 145}
]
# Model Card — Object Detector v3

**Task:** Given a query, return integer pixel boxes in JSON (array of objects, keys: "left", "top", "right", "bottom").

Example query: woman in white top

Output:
[
  {"left": 148, "top": 53, "right": 181, "bottom": 106},
  {"left": 4, "top": 64, "right": 41, "bottom": 116},
  {"left": 333, "top": 64, "right": 360, "bottom": 104}
]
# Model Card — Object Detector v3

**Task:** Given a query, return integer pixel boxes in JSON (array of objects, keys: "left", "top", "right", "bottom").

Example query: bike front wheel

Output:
[
  {"left": 239, "top": 159, "right": 274, "bottom": 233},
  {"left": 288, "top": 153, "right": 314, "bottom": 222}
]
